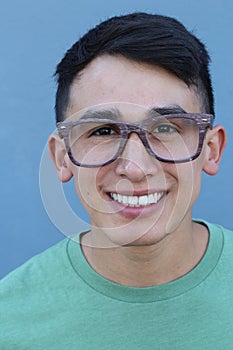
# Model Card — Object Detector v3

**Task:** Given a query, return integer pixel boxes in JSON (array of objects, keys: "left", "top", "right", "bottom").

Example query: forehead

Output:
[{"left": 67, "top": 55, "right": 201, "bottom": 118}]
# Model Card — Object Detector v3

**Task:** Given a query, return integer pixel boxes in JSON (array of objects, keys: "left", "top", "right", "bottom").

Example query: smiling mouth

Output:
[{"left": 109, "top": 192, "right": 165, "bottom": 207}]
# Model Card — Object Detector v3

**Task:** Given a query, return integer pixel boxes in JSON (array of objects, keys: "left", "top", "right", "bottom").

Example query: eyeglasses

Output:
[{"left": 57, "top": 113, "right": 213, "bottom": 167}]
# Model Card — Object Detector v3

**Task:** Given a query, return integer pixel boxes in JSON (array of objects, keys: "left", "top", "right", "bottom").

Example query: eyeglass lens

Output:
[{"left": 68, "top": 117, "right": 199, "bottom": 165}]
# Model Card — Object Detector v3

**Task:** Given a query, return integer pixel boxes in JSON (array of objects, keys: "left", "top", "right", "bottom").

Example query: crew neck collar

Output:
[{"left": 66, "top": 221, "right": 224, "bottom": 303}]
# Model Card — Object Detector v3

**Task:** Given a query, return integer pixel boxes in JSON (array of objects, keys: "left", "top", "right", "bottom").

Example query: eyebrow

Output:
[
  {"left": 78, "top": 104, "right": 186, "bottom": 121},
  {"left": 79, "top": 107, "right": 122, "bottom": 121},
  {"left": 148, "top": 105, "right": 187, "bottom": 116}
]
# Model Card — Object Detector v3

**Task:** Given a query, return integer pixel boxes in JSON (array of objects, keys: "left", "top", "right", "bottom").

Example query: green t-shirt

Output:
[{"left": 0, "top": 221, "right": 233, "bottom": 349}]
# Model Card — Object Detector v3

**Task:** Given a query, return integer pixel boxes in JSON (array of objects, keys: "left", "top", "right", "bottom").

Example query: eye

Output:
[
  {"left": 153, "top": 124, "right": 178, "bottom": 134},
  {"left": 90, "top": 125, "right": 118, "bottom": 136}
]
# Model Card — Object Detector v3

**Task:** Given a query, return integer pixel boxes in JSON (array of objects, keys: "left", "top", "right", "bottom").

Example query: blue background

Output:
[{"left": 1, "top": 0, "right": 232, "bottom": 278}]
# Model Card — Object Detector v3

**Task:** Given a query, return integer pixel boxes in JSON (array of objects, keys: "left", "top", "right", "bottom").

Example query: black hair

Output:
[{"left": 54, "top": 12, "right": 214, "bottom": 122}]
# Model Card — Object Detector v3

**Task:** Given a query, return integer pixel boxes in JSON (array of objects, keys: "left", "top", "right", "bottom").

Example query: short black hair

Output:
[{"left": 54, "top": 12, "right": 214, "bottom": 123}]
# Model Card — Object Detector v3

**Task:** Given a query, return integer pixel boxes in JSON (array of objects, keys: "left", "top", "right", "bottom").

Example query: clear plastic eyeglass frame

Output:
[{"left": 57, "top": 113, "right": 214, "bottom": 167}]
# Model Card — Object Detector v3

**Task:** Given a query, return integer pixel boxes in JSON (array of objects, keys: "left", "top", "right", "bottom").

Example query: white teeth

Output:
[
  {"left": 122, "top": 196, "right": 128, "bottom": 205},
  {"left": 110, "top": 192, "right": 165, "bottom": 207},
  {"left": 117, "top": 194, "right": 122, "bottom": 203},
  {"left": 128, "top": 196, "right": 136, "bottom": 205},
  {"left": 112, "top": 193, "right": 118, "bottom": 201},
  {"left": 148, "top": 194, "right": 154, "bottom": 204},
  {"left": 138, "top": 195, "right": 148, "bottom": 206}
]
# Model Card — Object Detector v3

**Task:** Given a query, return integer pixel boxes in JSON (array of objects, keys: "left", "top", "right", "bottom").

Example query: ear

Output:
[
  {"left": 203, "top": 125, "right": 227, "bottom": 175},
  {"left": 48, "top": 134, "right": 73, "bottom": 182}
]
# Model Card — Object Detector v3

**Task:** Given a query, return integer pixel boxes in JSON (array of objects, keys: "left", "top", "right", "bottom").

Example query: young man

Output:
[{"left": 0, "top": 12, "right": 231, "bottom": 349}]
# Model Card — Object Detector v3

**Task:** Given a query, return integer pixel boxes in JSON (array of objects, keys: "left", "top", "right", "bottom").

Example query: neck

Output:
[{"left": 81, "top": 221, "right": 209, "bottom": 287}]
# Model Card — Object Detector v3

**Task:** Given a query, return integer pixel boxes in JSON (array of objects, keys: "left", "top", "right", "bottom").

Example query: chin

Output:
[
  {"left": 99, "top": 224, "right": 169, "bottom": 248},
  {"left": 124, "top": 230, "right": 170, "bottom": 247}
]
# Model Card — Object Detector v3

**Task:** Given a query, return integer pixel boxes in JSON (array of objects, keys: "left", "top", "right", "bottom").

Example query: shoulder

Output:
[
  {"left": 204, "top": 221, "right": 233, "bottom": 268},
  {"left": 194, "top": 219, "right": 233, "bottom": 263},
  {"left": 0, "top": 238, "right": 70, "bottom": 293},
  {"left": 207, "top": 221, "right": 233, "bottom": 242},
  {"left": 195, "top": 219, "right": 233, "bottom": 239},
  {"left": 0, "top": 238, "right": 83, "bottom": 346},
  {"left": 213, "top": 223, "right": 233, "bottom": 256}
]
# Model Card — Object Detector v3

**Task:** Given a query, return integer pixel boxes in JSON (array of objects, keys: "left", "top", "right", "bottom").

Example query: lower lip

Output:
[{"left": 107, "top": 193, "right": 166, "bottom": 219}]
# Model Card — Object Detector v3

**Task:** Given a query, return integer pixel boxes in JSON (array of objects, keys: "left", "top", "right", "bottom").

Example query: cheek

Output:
[
  {"left": 164, "top": 162, "right": 203, "bottom": 233},
  {"left": 176, "top": 161, "right": 203, "bottom": 206},
  {"left": 169, "top": 161, "right": 202, "bottom": 210},
  {"left": 72, "top": 167, "right": 110, "bottom": 214},
  {"left": 72, "top": 168, "right": 97, "bottom": 209}
]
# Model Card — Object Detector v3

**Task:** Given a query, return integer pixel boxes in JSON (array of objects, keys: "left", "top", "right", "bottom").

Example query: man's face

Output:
[{"left": 57, "top": 55, "right": 212, "bottom": 247}]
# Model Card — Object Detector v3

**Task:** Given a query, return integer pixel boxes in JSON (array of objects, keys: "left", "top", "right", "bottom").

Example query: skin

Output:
[{"left": 49, "top": 55, "right": 226, "bottom": 287}]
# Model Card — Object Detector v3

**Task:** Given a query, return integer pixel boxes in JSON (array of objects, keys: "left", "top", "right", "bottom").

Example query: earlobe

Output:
[
  {"left": 203, "top": 125, "right": 227, "bottom": 176},
  {"left": 48, "top": 134, "right": 73, "bottom": 182}
]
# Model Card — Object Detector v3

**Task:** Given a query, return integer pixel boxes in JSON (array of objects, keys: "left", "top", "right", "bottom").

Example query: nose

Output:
[{"left": 115, "top": 133, "right": 160, "bottom": 181}]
